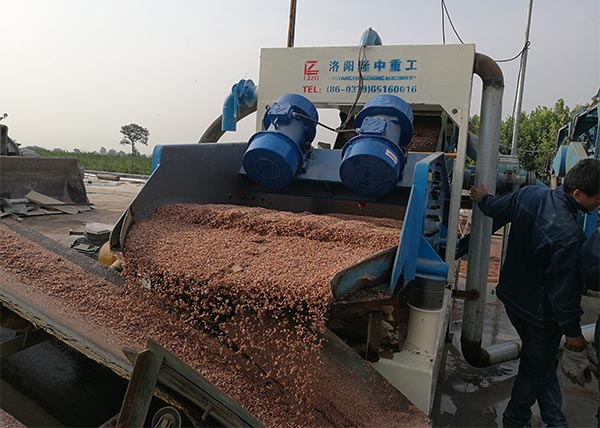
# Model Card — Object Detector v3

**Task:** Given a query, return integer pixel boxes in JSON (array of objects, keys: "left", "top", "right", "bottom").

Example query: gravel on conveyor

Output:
[
  {"left": 407, "top": 127, "right": 440, "bottom": 152},
  {"left": 0, "top": 204, "right": 429, "bottom": 427},
  {"left": 0, "top": 409, "right": 27, "bottom": 428}
]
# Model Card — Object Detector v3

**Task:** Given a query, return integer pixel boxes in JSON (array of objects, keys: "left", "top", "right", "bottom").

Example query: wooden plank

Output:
[
  {"left": 24, "top": 190, "right": 78, "bottom": 215},
  {"left": 116, "top": 350, "right": 164, "bottom": 428}
]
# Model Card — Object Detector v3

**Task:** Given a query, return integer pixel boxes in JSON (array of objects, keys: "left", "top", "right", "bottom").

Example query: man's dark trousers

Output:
[{"left": 503, "top": 308, "right": 568, "bottom": 428}]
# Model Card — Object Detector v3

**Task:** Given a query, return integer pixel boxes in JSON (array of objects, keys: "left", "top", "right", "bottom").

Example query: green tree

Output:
[
  {"left": 471, "top": 99, "right": 578, "bottom": 181},
  {"left": 119, "top": 123, "right": 149, "bottom": 156},
  {"left": 509, "top": 99, "right": 575, "bottom": 178}
]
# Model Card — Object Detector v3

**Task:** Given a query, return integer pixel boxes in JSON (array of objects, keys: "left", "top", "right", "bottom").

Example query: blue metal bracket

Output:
[
  {"left": 390, "top": 152, "right": 449, "bottom": 293},
  {"left": 151, "top": 145, "right": 164, "bottom": 174}
]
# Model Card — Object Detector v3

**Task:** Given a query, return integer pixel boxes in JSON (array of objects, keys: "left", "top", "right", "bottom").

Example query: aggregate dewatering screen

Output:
[
  {"left": 121, "top": 203, "right": 427, "bottom": 426},
  {"left": 0, "top": 204, "right": 429, "bottom": 426}
]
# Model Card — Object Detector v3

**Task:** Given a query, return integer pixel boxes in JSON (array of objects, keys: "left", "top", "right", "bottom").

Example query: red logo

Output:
[{"left": 304, "top": 60, "right": 319, "bottom": 76}]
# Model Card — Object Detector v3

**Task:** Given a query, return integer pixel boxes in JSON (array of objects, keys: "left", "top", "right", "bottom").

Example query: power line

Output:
[
  {"left": 440, "top": 1, "right": 531, "bottom": 64},
  {"left": 495, "top": 41, "right": 531, "bottom": 63},
  {"left": 338, "top": 44, "right": 367, "bottom": 130},
  {"left": 441, "top": 0, "right": 446, "bottom": 44},
  {"left": 441, "top": 0, "right": 464, "bottom": 44}
]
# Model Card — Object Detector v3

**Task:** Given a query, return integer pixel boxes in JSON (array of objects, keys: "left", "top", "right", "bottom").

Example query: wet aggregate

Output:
[
  {"left": 0, "top": 409, "right": 26, "bottom": 428},
  {"left": 0, "top": 205, "right": 429, "bottom": 427}
]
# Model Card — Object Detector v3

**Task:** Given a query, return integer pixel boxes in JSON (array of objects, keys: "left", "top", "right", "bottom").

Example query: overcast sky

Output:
[{"left": 2, "top": 0, "right": 598, "bottom": 155}]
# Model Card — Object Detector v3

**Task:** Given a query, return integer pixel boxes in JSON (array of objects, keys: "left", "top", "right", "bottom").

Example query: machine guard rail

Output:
[{"left": 391, "top": 152, "right": 449, "bottom": 292}]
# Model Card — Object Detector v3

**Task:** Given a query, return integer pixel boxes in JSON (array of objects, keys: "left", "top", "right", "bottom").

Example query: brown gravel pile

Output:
[
  {"left": 407, "top": 126, "right": 440, "bottom": 152},
  {"left": 0, "top": 409, "right": 26, "bottom": 428},
  {"left": 0, "top": 225, "right": 292, "bottom": 425},
  {"left": 123, "top": 204, "right": 406, "bottom": 420},
  {"left": 0, "top": 205, "right": 429, "bottom": 427}
]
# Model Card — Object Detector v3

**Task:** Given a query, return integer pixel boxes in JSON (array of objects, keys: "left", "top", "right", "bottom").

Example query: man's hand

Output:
[
  {"left": 560, "top": 344, "right": 594, "bottom": 386},
  {"left": 470, "top": 184, "right": 489, "bottom": 203},
  {"left": 565, "top": 335, "right": 587, "bottom": 352}
]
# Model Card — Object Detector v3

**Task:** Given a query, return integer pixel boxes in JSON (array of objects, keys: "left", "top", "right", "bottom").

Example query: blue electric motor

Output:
[
  {"left": 242, "top": 94, "right": 318, "bottom": 189},
  {"left": 339, "top": 95, "right": 414, "bottom": 197}
]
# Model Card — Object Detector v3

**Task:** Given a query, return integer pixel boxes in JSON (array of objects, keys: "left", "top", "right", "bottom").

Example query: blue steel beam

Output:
[{"left": 390, "top": 152, "right": 449, "bottom": 293}]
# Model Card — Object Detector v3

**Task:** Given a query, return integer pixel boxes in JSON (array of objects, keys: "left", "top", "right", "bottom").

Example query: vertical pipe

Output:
[
  {"left": 287, "top": 0, "right": 297, "bottom": 48},
  {"left": 510, "top": 0, "right": 534, "bottom": 155},
  {"left": 463, "top": 75, "right": 502, "bottom": 347},
  {"left": 461, "top": 54, "right": 521, "bottom": 367},
  {"left": 445, "top": 114, "right": 470, "bottom": 271}
]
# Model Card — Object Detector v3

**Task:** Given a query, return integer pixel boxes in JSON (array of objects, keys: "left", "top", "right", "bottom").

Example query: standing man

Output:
[
  {"left": 580, "top": 227, "right": 600, "bottom": 427},
  {"left": 470, "top": 158, "right": 600, "bottom": 428}
]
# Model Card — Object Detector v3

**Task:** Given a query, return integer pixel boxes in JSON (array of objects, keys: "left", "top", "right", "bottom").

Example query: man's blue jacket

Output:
[
  {"left": 581, "top": 228, "right": 599, "bottom": 291},
  {"left": 478, "top": 185, "right": 587, "bottom": 337}
]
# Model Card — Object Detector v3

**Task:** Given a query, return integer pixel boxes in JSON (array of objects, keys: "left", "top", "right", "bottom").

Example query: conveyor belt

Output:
[
  {"left": 0, "top": 220, "right": 430, "bottom": 427},
  {"left": 1, "top": 220, "right": 124, "bottom": 286},
  {"left": 0, "top": 270, "right": 130, "bottom": 377}
]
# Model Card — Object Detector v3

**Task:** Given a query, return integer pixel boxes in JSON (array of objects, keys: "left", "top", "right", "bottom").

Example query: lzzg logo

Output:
[{"left": 304, "top": 60, "right": 319, "bottom": 81}]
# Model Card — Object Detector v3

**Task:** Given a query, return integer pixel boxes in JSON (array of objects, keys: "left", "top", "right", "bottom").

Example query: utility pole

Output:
[
  {"left": 287, "top": 0, "right": 297, "bottom": 48},
  {"left": 510, "top": 0, "right": 534, "bottom": 155},
  {"left": 502, "top": 0, "right": 534, "bottom": 267}
]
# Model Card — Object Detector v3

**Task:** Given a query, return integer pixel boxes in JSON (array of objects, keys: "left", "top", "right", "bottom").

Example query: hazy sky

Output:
[{"left": 2, "top": 0, "right": 598, "bottom": 155}]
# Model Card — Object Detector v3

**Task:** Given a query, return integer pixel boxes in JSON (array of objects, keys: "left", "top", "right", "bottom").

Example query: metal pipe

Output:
[
  {"left": 197, "top": 105, "right": 257, "bottom": 144},
  {"left": 222, "top": 92, "right": 239, "bottom": 132},
  {"left": 510, "top": 0, "right": 534, "bottom": 156},
  {"left": 461, "top": 53, "right": 513, "bottom": 368},
  {"left": 480, "top": 322, "right": 595, "bottom": 362},
  {"left": 467, "top": 131, "right": 479, "bottom": 160},
  {"left": 502, "top": 0, "right": 534, "bottom": 273},
  {"left": 199, "top": 80, "right": 257, "bottom": 143},
  {"left": 287, "top": 0, "right": 297, "bottom": 48}
]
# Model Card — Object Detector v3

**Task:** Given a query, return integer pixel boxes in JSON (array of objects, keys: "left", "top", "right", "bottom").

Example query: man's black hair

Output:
[{"left": 563, "top": 158, "right": 600, "bottom": 196}]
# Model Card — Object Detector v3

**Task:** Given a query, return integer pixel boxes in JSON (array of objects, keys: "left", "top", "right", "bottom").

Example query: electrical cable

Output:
[
  {"left": 338, "top": 44, "right": 367, "bottom": 131},
  {"left": 495, "top": 41, "right": 531, "bottom": 63},
  {"left": 439, "top": 1, "right": 535, "bottom": 159},
  {"left": 441, "top": 0, "right": 446, "bottom": 44},
  {"left": 506, "top": 39, "right": 528, "bottom": 153},
  {"left": 292, "top": 112, "right": 357, "bottom": 134},
  {"left": 293, "top": 43, "right": 372, "bottom": 137},
  {"left": 441, "top": 0, "right": 464, "bottom": 44},
  {"left": 440, "top": 0, "right": 531, "bottom": 64}
]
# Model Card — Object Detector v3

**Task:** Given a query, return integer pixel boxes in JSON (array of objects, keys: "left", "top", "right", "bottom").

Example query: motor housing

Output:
[
  {"left": 242, "top": 94, "right": 318, "bottom": 189},
  {"left": 339, "top": 95, "right": 414, "bottom": 197}
]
